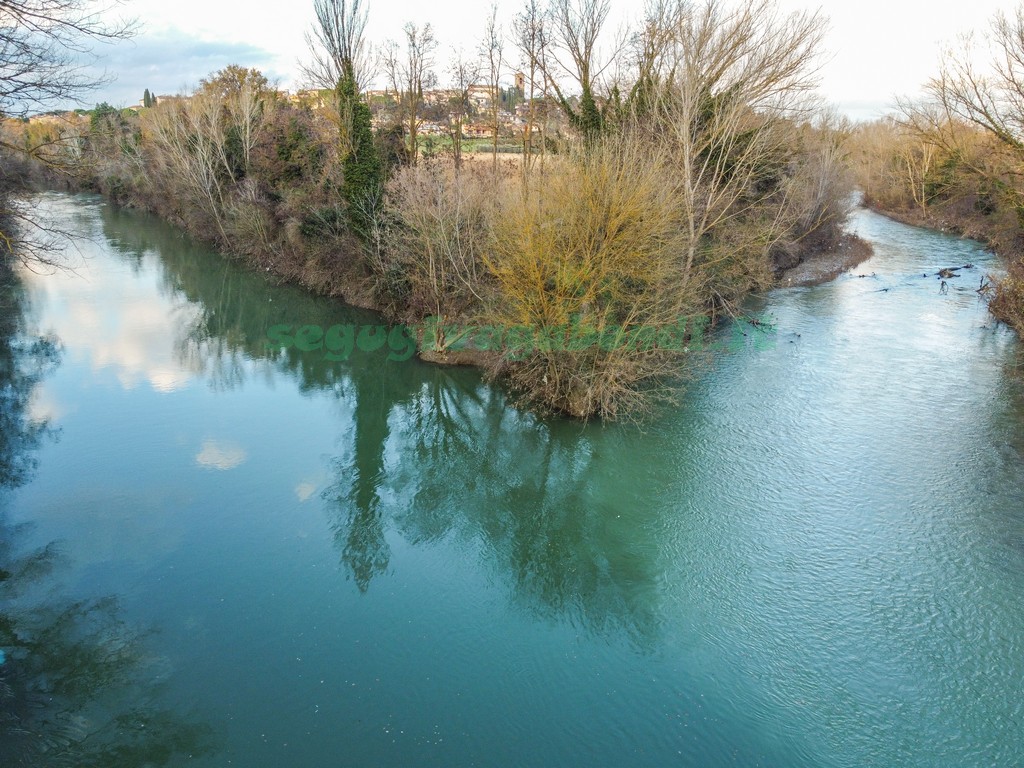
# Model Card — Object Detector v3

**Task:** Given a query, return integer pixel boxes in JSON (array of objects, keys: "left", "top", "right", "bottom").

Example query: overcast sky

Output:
[{"left": 90, "top": 0, "right": 1020, "bottom": 121}]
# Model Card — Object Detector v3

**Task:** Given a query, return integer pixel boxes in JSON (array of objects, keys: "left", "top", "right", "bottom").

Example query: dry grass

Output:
[
  {"left": 481, "top": 138, "right": 699, "bottom": 420},
  {"left": 992, "top": 260, "right": 1024, "bottom": 334}
]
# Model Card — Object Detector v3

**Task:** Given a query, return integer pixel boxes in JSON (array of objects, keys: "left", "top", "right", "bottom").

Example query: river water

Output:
[{"left": 1, "top": 193, "right": 1022, "bottom": 766}]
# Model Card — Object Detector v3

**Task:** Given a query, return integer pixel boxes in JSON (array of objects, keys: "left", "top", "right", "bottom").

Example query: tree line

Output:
[
  {"left": 849, "top": 2, "right": 1024, "bottom": 333},
  {"left": 1, "top": 0, "right": 855, "bottom": 419}
]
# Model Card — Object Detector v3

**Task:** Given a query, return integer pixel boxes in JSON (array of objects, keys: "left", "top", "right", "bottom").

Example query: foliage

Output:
[
  {"left": 0, "top": 0, "right": 858, "bottom": 420},
  {"left": 483, "top": 138, "right": 694, "bottom": 419},
  {"left": 381, "top": 161, "right": 496, "bottom": 319},
  {"left": 338, "top": 65, "right": 383, "bottom": 239}
]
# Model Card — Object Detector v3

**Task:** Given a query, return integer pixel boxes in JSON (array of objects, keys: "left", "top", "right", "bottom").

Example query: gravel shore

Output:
[{"left": 778, "top": 234, "right": 874, "bottom": 287}]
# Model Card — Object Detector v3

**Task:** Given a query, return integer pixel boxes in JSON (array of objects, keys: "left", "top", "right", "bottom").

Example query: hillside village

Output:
[{"left": 25, "top": 72, "right": 555, "bottom": 147}]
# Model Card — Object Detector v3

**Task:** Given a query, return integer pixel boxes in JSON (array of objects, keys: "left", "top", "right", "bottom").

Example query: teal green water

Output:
[{"left": 2, "top": 193, "right": 1023, "bottom": 766}]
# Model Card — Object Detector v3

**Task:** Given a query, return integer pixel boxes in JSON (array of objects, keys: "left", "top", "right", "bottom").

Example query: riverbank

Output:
[
  {"left": 2, "top": 68, "right": 858, "bottom": 420},
  {"left": 865, "top": 204, "right": 999, "bottom": 244},
  {"left": 862, "top": 198, "right": 1024, "bottom": 332},
  {"left": 17, "top": 148, "right": 861, "bottom": 421},
  {"left": 82, "top": 188, "right": 875, "bottom": 389},
  {"left": 778, "top": 231, "right": 874, "bottom": 287}
]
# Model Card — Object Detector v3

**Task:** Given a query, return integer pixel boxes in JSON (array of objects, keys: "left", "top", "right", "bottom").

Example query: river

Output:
[{"left": 1, "top": 193, "right": 1022, "bottom": 766}]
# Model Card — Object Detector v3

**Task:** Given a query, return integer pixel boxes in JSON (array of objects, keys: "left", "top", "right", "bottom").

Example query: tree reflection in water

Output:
[
  {"left": 324, "top": 371, "right": 669, "bottom": 647},
  {"left": 0, "top": 260, "right": 216, "bottom": 766},
  {"left": 96, "top": 199, "right": 670, "bottom": 647}
]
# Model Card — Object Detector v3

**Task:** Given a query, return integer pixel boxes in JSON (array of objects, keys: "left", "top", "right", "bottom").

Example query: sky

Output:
[{"left": 89, "top": 0, "right": 1022, "bottom": 121}]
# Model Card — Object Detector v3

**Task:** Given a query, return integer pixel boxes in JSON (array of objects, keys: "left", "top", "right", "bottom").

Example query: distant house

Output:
[
  {"left": 422, "top": 89, "right": 459, "bottom": 107},
  {"left": 288, "top": 89, "right": 331, "bottom": 109},
  {"left": 152, "top": 94, "right": 191, "bottom": 106},
  {"left": 463, "top": 123, "right": 491, "bottom": 139},
  {"left": 467, "top": 85, "right": 498, "bottom": 110}
]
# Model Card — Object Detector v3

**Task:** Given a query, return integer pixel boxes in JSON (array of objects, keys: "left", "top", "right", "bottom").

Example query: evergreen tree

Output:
[
  {"left": 89, "top": 102, "right": 119, "bottom": 131},
  {"left": 143, "top": 88, "right": 152, "bottom": 108},
  {"left": 572, "top": 86, "right": 604, "bottom": 143},
  {"left": 337, "top": 62, "right": 383, "bottom": 240}
]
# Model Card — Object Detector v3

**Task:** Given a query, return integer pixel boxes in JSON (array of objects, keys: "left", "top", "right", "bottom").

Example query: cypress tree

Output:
[
  {"left": 575, "top": 86, "right": 604, "bottom": 144},
  {"left": 337, "top": 63, "right": 383, "bottom": 241},
  {"left": 143, "top": 88, "right": 152, "bottom": 109},
  {"left": 554, "top": 84, "right": 605, "bottom": 147}
]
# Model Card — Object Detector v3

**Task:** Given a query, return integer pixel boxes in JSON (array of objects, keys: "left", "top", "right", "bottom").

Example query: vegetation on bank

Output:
[
  {"left": 0, "top": 0, "right": 133, "bottom": 267},
  {"left": 849, "top": 3, "right": 1024, "bottom": 334},
  {"left": 1, "top": 0, "right": 857, "bottom": 419}
]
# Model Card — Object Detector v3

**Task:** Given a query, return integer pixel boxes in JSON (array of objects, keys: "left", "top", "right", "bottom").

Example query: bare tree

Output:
[
  {"left": 145, "top": 92, "right": 232, "bottom": 242},
  {"left": 897, "top": 136, "right": 937, "bottom": 213},
  {"left": 383, "top": 22, "right": 438, "bottom": 166},
  {"left": 480, "top": 4, "right": 504, "bottom": 170},
  {"left": 447, "top": 49, "right": 481, "bottom": 172},
  {"left": 514, "top": 0, "right": 546, "bottom": 173},
  {"left": 779, "top": 111, "right": 854, "bottom": 250},
  {"left": 0, "top": 0, "right": 135, "bottom": 119},
  {"left": 620, "top": 0, "right": 680, "bottom": 116},
  {"left": 640, "top": 0, "right": 825, "bottom": 287},
  {"left": 898, "top": 6, "right": 1024, "bottom": 216},
  {"left": 141, "top": 69, "right": 270, "bottom": 246},
  {"left": 301, "top": 0, "right": 374, "bottom": 92},
  {"left": 924, "top": 9, "right": 1024, "bottom": 151},
  {"left": 0, "top": 0, "right": 135, "bottom": 265},
  {"left": 199, "top": 65, "right": 270, "bottom": 174},
  {"left": 545, "top": 0, "right": 616, "bottom": 140}
]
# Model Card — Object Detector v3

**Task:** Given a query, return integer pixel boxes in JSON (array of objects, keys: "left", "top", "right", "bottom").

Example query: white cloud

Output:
[
  {"left": 195, "top": 439, "right": 248, "bottom": 470},
  {"left": 28, "top": 388, "right": 68, "bottom": 423},
  {"left": 86, "top": 31, "right": 287, "bottom": 107},
  {"left": 21, "top": 253, "right": 204, "bottom": 394},
  {"left": 294, "top": 481, "right": 318, "bottom": 502}
]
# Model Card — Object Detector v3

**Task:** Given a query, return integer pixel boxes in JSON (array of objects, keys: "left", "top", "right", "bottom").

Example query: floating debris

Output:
[{"left": 936, "top": 264, "right": 974, "bottom": 279}]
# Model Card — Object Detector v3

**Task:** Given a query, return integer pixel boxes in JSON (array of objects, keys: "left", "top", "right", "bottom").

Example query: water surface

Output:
[{"left": 1, "top": 194, "right": 1023, "bottom": 766}]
